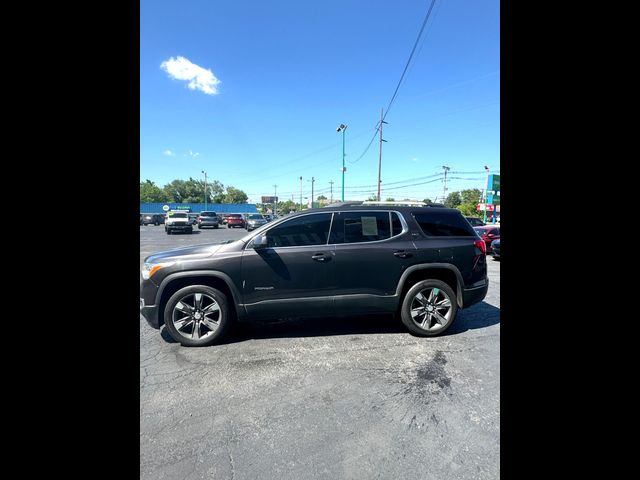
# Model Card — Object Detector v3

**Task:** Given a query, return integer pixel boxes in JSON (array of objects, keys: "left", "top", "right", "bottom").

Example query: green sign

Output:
[{"left": 488, "top": 174, "right": 500, "bottom": 192}]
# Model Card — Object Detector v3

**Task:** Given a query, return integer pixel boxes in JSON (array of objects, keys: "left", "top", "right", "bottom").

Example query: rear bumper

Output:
[
  {"left": 462, "top": 279, "right": 489, "bottom": 308},
  {"left": 167, "top": 224, "right": 192, "bottom": 231}
]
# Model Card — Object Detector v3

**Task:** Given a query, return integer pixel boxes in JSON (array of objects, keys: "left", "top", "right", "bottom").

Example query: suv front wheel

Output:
[
  {"left": 400, "top": 279, "right": 458, "bottom": 336},
  {"left": 163, "top": 285, "right": 231, "bottom": 346}
]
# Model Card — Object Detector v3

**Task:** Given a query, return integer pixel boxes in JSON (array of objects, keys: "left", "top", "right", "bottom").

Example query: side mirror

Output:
[{"left": 253, "top": 234, "right": 268, "bottom": 249}]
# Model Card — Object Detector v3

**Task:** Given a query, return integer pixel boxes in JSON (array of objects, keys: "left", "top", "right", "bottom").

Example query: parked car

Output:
[
  {"left": 225, "top": 214, "right": 245, "bottom": 228},
  {"left": 165, "top": 211, "right": 193, "bottom": 235},
  {"left": 465, "top": 217, "right": 485, "bottom": 227},
  {"left": 491, "top": 239, "right": 500, "bottom": 260},
  {"left": 141, "top": 213, "right": 164, "bottom": 226},
  {"left": 245, "top": 214, "right": 267, "bottom": 231},
  {"left": 140, "top": 214, "right": 143, "bottom": 225},
  {"left": 188, "top": 213, "right": 199, "bottom": 225},
  {"left": 220, "top": 214, "right": 231, "bottom": 226},
  {"left": 197, "top": 211, "right": 220, "bottom": 229},
  {"left": 141, "top": 204, "right": 488, "bottom": 346},
  {"left": 473, "top": 226, "right": 500, "bottom": 253}
]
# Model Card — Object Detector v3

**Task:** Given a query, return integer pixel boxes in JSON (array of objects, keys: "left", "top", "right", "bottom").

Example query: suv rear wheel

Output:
[
  {"left": 163, "top": 285, "right": 231, "bottom": 346},
  {"left": 400, "top": 279, "right": 458, "bottom": 336}
]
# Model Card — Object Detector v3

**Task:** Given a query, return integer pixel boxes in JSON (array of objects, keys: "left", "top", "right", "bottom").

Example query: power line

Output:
[{"left": 351, "top": 0, "right": 439, "bottom": 165}]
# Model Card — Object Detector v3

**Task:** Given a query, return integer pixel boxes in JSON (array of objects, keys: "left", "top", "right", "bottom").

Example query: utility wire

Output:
[{"left": 350, "top": 0, "right": 439, "bottom": 164}]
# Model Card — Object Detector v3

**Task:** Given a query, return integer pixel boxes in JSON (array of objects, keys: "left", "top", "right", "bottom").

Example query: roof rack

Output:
[
  {"left": 362, "top": 201, "right": 426, "bottom": 206},
  {"left": 324, "top": 201, "right": 363, "bottom": 208}
]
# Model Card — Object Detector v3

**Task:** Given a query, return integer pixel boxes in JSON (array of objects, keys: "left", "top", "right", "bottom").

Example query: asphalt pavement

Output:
[{"left": 140, "top": 223, "right": 500, "bottom": 479}]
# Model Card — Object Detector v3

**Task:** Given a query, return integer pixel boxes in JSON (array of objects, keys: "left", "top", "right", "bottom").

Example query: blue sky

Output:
[{"left": 140, "top": 0, "right": 499, "bottom": 203}]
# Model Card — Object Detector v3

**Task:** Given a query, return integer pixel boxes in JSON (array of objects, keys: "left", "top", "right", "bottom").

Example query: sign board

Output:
[
  {"left": 488, "top": 174, "right": 500, "bottom": 192},
  {"left": 173, "top": 205, "right": 191, "bottom": 211},
  {"left": 262, "top": 196, "right": 278, "bottom": 203},
  {"left": 477, "top": 203, "right": 495, "bottom": 212},
  {"left": 162, "top": 205, "right": 170, "bottom": 211},
  {"left": 487, "top": 193, "right": 500, "bottom": 205}
]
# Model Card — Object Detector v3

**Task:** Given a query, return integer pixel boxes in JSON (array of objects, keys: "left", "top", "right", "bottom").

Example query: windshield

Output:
[
  {"left": 201, "top": 212, "right": 217, "bottom": 217},
  {"left": 247, "top": 214, "right": 264, "bottom": 220},
  {"left": 169, "top": 212, "right": 188, "bottom": 218}
]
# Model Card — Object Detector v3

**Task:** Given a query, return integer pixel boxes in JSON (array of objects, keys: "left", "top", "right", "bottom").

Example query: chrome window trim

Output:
[{"left": 243, "top": 209, "right": 409, "bottom": 250}]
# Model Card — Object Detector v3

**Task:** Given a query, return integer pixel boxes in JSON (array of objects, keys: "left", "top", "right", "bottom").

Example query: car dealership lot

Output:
[{"left": 140, "top": 224, "right": 500, "bottom": 479}]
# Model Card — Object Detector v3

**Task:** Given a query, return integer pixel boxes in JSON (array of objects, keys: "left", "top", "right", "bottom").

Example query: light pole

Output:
[
  {"left": 201, "top": 170, "right": 208, "bottom": 210},
  {"left": 483, "top": 165, "right": 490, "bottom": 223},
  {"left": 336, "top": 124, "right": 347, "bottom": 201},
  {"left": 299, "top": 176, "right": 303, "bottom": 211}
]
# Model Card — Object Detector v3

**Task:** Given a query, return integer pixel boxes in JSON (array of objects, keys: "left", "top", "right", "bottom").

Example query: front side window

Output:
[
  {"left": 265, "top": 213, "right": 332, "bottom": 247},
  {"left": 329, "top": 211, "right": 391, "bottom": 244}
]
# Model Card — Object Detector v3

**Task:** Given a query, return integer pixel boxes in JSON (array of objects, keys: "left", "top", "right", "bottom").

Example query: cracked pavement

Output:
[{"left": 140, "top": 225, "right": 500, "bottom": 479}]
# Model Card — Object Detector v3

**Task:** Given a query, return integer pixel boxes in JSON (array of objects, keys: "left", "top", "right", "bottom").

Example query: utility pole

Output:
[
  {"left": 442, "top": 165, "right": 450, "bottom": 204},
  {"left": 311, "top": 177, "right": 315, "bottom": 208},
  {"left": 329, "top": 180, "right": 334, "bottom": 203},
  {"left": 273, "top": 184, "right": 278, "bottom": 216},
  {"left": 483, "top": 166, "right": 490, "bottom": 223},
  {"left": 377, "top": 108, "right": 388, "bottom": 201},
  {"left": 201, "top": 170, "right": 208, "bottom": 210},
  {"left": 299, "top": 176, "right": 303, "bottom": 211}
]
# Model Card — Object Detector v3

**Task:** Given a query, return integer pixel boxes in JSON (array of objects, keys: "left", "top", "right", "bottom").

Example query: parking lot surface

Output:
[{"left": 140, "top": 223, "right": 500, "bottom": 479}]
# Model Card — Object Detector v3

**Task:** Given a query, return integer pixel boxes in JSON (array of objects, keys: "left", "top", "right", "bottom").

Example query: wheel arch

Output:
[
  {"left": 396, "top": 264, "right": 464, "bottom": 309},
  {"left": 156, "top": 271, "right": 244, "bottom": 327}
]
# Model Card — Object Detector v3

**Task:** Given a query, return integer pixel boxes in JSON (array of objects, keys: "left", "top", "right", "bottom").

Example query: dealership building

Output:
[{"left": 140, "top": 203, "right": 258, "bottom": 214}]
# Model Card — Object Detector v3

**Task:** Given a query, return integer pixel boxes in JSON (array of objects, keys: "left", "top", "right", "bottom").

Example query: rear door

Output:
[{"left": 330, "top": 211, "right": 417, "bottom": 312}]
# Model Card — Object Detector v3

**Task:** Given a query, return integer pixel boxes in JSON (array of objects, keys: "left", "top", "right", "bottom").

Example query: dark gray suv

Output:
[{"left": 140, "top": 204, "right": 488, "bottom": 346}]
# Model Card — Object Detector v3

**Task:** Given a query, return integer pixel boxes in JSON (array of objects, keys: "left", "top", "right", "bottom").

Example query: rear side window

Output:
[
  {"left": 329, "top": 211, "right": 391, "bottom": 244},
  {"left": 391, "top": 212, "right": 403, "bottom": 236},
  {"left": 413, "top": 211, "right": 475, "bottom": 237}
]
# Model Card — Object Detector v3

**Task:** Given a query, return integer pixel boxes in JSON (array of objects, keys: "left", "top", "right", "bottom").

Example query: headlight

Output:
[{"left": 141, "top": 262, "right": 174, "bottom": 280}]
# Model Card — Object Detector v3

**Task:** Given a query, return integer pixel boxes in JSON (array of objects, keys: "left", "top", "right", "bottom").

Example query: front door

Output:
[{"left": 241, "top": 212, "right": 335, "bottom": 318}]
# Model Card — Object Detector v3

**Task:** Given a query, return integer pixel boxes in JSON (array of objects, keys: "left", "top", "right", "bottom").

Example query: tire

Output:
[
  {"left": 198, "top": 225, "right": 202, "bottom": 229},
  {"left": 163, "top": 285, "right": 231, "bottom": 346},
  {"left": 214, "top": 225, "right": 218, "bottom": 229},
  {"left": 167, "top": 229, "right": 171, "bottom": 235},
  {"left": 400, "top": 279, "right": 458, "bottom": 337}
]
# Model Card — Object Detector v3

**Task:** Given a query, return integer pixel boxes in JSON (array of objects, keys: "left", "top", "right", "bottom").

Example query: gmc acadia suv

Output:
[{"left": 140, "top": 204, "right": 488, "bottom": 346}]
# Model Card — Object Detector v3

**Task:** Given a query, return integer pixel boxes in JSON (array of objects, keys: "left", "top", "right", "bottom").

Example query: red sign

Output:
[{"left": 477, "top": 203, "right": 495, "bottom": 212}]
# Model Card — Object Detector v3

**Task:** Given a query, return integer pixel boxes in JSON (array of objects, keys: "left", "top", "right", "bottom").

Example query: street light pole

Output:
[
  {"left": 483, "top": 166, "right": 490, "bottom": 223},
  {"left": 201, "top": 170, "right": 207, "bottom": 210},
  {"left": 337, "top": 124, "right": 347, "bottom": 201},
  {"left": 299, "top": 176, "right": 303, "bottom": 211}
]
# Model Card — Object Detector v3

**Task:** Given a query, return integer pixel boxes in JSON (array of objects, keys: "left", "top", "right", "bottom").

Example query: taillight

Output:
[{"left": 474, "top": 239, "right": 486, "bottom": 254}]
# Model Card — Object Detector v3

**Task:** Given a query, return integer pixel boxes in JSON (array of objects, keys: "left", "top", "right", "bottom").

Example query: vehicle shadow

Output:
[{"left": 159, "top": 301, "right": 500, "bottom": 345}]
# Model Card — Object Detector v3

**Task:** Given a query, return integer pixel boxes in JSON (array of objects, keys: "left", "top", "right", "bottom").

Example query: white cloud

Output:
[
  {"left": 186, "top": 150, "right": 200, "bottom": 158},
  {"left": 160, "top": 56, "right": 221, "bottom": 95},
  {"left": 163, "top": 149, "right": 175, "bottom": 156},
  {"left": 411, "top": 157, "right": 419, "bottom": 162}
]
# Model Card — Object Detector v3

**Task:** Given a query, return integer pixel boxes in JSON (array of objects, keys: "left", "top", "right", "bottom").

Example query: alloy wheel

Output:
[
  {"left": 171, "top": 292, "right": 221, "bottom": 341},
  {"left": 409, "top": 287, "right": 453, "bottom": 332}
]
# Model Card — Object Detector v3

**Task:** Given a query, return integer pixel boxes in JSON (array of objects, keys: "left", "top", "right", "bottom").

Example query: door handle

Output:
[
  {"left": 394, "top": 250, "right": 412, "bottom": 258},
  {"left": 312, "top": 253, "right": 329, "bottom": 262}
]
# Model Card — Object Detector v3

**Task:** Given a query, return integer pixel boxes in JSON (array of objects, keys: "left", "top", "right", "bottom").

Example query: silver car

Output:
[{"left": 245, "top": 214, "right": 267, "bottom": 231}]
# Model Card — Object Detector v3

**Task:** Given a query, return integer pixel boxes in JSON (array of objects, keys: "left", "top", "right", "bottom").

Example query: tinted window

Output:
[
  {"left": 266, "top": 213, "right": 332, "bottom": 247},
  {"left": 201, "top": 212, "right": 217, "bottom": 217},
  {"left": 248, "top": 214, "right": 263, "bottom": 220},
  {"left": 489, "top": 229, "right": 500, "bottom": 235},
  {"left": 329, "top": 211, "right": 391, "bottom": 244},
  {"left": 168, "top": 212, "right": 188, "bottom": 218},
  {"left": 414, "top": 211, "right": 475, "bottom": 236},
  {"left": 392, "top": 212, "right": 403, "bottom": 236}
]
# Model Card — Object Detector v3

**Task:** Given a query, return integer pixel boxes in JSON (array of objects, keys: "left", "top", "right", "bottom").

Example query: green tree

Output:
[
  {"left": 223, "top": 186, "right": 248, "bottom": 204},
  {"left": 460, "top": 188, "right": 482, "bottom": 205},
  {"left": 140, "top": 180, "right": 170, "bottom": 203},
  {"left": 317, "top": 195, "right": 327, "bottom": 200},
  {"left": 208, "top": 180, "right": 225, "bottom": 203},
  {"left": 367, "top": 194, "right": 377, "bottom": 201},
  {"left": 444, "top": 192, "right": 462, "bottom": 208},
  {"left": 385, "top": 197, "right": 395, "bottom": 202},
  {"left": 422, "top": 198, "right": 434, "bottom": 205}
]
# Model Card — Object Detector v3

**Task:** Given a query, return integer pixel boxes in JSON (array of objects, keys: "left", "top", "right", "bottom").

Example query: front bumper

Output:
[
  {"left": 167, "top": 224, "right": 192, "bottom": 231},
  {"left": 140, "top": 302, "right": 160, "bottom": 329}
]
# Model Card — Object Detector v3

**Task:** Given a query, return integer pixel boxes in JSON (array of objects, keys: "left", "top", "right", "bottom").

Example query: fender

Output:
[
  {"left": 156, "top": 270, "right": 246, "bottom": 318},
  {"left": 395, "top": 263, "right": 465, "bottom": 308}
]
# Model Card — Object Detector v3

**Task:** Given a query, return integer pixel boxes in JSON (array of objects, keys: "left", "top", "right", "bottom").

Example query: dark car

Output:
[
  {"left": 465, "top": 217, "right": 485, "bottom": 227},
  {"left": 197, "top": 211, "right": 220, "bottom": 229},
  {"left": 473, "top": 226, "right": 500, "bottom": 253},
  {"left": 141, "top": 213, "right": 164, "bottom": 226},
  {"left": 141, "top": 204, "right": 488, "bottom": 347},
  {"left": 245, "top": 214, "right": 267, "bottom": 231},
  {"left": 491, "top": 239, "right": 500, "bottom": 260},
  {"left": 225, "top": 214, "right": 245, "bottom": 228}
]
